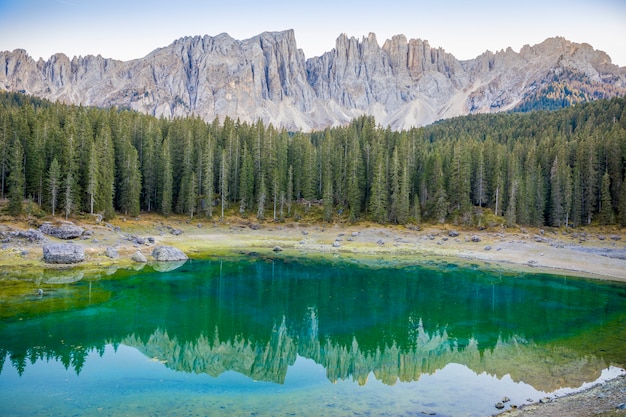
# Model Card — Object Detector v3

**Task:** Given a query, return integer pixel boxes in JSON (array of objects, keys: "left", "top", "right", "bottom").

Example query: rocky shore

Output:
[{"left": 1, "top": 214, "right": 625, "bottom": 281}]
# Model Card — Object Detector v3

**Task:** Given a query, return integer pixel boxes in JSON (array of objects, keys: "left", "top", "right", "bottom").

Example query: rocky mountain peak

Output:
[{"left": 1, "top": 30, "right": 624, "bottom": 131}]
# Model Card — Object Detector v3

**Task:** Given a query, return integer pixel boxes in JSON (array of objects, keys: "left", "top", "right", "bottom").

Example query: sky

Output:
[{"left": 0, "top": 0, "right": 624, "bottom": 66}]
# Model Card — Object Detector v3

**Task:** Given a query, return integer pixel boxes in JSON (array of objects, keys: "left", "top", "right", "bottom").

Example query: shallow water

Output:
[{"left": 1, "top": 257, "right": 625, "bottom": 416}]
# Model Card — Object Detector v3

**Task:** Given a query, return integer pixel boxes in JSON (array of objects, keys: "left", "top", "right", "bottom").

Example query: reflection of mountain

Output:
[
  {"left": 122, "top": 311, "right": 612, "bottom": 392},
  {"left": 1, "top": 258, "right": 625, "bottom": 393}
]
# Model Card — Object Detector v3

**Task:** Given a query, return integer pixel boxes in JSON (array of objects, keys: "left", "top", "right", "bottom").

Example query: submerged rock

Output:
[
  {"left": 151, "top": 246, "right": 188, "bottom": 261},
  {"left": 42, "top": 243, "right": 85, "bottom": 264}
]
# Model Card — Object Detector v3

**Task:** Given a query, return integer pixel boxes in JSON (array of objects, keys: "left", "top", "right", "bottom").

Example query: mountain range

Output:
[{"left": 1, "top": 29, "right": 625, "bottom": 131}]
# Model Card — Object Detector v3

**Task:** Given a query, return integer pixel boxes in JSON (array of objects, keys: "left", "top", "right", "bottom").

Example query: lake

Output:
[{"left": 1, "top": 256, "right": 625, "bottom": 417}]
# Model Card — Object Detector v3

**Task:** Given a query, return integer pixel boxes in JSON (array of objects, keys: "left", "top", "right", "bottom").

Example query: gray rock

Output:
[
  {"left": 131, "top": 251, "right": 147, "bottom": 263},
  {"left": 272, "top": 246, "right": 283, "bottom": 252},
  {"left": 13, "top": 229, "right": 45, "bottom": 242},
  {"left": 471, "top": 235, "right": 481, "bottom": 243},
  {"left": 105, "top": 247, "right": 119, "bottom": 259},
  {"left": 332, "top": 241, "right": 341, "bottom": 248},
  {"left": 484, "top": 245, "right": 491, "bottom": 251},
  {"left": 1, "top": 32, "right": 623, "bottom": 132},
  {"left": 40, "top": 222, "right": 84, "bottom": 240},
  {"left": 170, "top": 228, "right": 183, "bottom": 236},
  {"left": 42, "top": 243, "right": 85, "bottom": 264},
  {"left": 448, "top": 230, "right": 459, "bottom": 237},
  {"left": 129, "top": 235, "right": 146, "bottom": 245},
  {"left": 151, "top": 246, "right": 188, "bottom": 261}
]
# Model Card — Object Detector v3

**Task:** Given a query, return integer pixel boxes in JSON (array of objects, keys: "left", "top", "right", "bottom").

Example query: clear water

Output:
[{"left": 1, "top": 257, "right": 625, "bottom": 417}]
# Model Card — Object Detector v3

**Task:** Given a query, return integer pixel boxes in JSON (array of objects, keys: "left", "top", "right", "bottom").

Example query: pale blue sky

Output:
[{"left": 0, "top": 0, "right": 624, "bottom": 66}]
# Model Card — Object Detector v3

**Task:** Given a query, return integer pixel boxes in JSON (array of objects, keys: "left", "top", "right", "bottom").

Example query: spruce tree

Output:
[
  {"left": 202, "top": 136, "right": 214, "bottom": 218},
  {"left": 600, "top": 171, "right": 615, "bottom": 224},
  {"left": 7, "top": 137, "right": 24, "bottom": 216},
  {"left": 219, "top": 149, "right": 229, "bottom": 219},
  {"left": 239, "top": 143, "right": 254, "bottom": 215},
  {"left": 48, "top": 157, "right": 60, "bottom": 216},
  {"left": 95, "top": 123, "right": 115, "bottom": 220},
  {"left": 159, "top": 136, "right": 173, "bottom": 216},
  {"left": 86, "top": 141, "right": 97, "bottom": 215}
]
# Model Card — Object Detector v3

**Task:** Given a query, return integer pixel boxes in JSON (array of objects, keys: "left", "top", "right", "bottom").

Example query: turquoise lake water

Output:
[{"left": 1, "top": 257, "right": 625, "bottom": 416}]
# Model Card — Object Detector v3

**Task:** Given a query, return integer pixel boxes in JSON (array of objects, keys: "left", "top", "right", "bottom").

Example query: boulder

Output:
[
  {"left": 131, "top": 251, "right": 148, "bottom": 263},
  {"left": 105, "top": 247, "right": 119, "bottom": 259},
  {"left": 40, "top": 222, "right": 84, "bottom": 240},
  {"left": 151, "top": 246, "right": 188, "bottom": 261},
  {"left": 43, "top": 243, "right": 85, "bottom": 264},
  {"left": 14, "top": 229, "right": 46, "bottom": 242}
]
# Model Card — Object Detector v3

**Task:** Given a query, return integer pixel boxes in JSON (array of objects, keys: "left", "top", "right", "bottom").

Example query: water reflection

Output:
[{"left": 1, "top": 258, "right": 625, "bottom": 395}]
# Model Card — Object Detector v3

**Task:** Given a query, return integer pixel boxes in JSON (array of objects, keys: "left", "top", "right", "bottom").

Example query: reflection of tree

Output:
[
  {"left": 121, "top": 310, "right": 611, "bottom": 392},
  {"left": 2, "top": 258, "right": 625, "bottom": 393},
  {"left": 1, "top": 343, "right": 103, "bottom": 376}
]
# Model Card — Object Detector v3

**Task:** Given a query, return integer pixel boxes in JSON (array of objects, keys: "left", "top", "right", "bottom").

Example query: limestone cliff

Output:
[{"left": 1, "top": 31, "right": 624, "bottom": 131}]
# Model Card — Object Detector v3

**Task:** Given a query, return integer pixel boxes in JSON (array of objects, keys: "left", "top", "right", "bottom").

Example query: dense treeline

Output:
[{"left": 1, "top": 92, "right": 626, "bottom": 227}]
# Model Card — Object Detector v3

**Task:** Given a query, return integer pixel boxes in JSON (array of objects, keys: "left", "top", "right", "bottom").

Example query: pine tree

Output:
[
  {"left": 141, "top": 121, "right": 159, "bottom": 212},
  {"left": 63, "top": 172, "right": 73, "bottom": 220},
  {"left": 322, "top": 173, "right": 334, "bottom": 222},
  {"left": 286, "top": 165, "right": 293, "bottom": 217},
  {"left": 239, "top": 143, "right": 254, "bottom": 215},
  {"left": 571, "top": 165, "right": 583, "bottom": 227},
  {"left": 618, "top": 180, "right": 626, "bottom": 227},
  {"left": 473, "top": 145, "right": 487, "bottom": 207},
  {"left": 160, "top": 136, "right": 173, "bottom": 216},
  {"left": 346, "top": 135, "right": 363, "bottom": 222},
  {"left": 432, "top": 154, "right": 448, "bottom": 224},
  {"left": 369, "top": 158, "right": 388, "bottom": 223},
  {"left": 118, "top": 140, "right": 141, "bottom": 217},
  {"left": 187, "top": 171, "right": 197, "bottom": 219},
  {"left": 257, "top": 175, "right": 266, "bottom": 221},
  {"left": 600, "top": 171, "right": 615, "bottom": 224},
  {"left": 7, "top": 137, "right": 24, "bottom": 216},
  {"left": 86, "top": 141, "right": 97, "bottom": 215},
  {"left": 95, "top": 123, "right": 115, "bottom": 220},
  {"left": 219, "top": 149, "right": 229, "bottom": 219},
  {"left": 202, "top": 136, "right": 214, "bottom": 218},
  {"left": 48, "top": 157, "right": 60, "bottom": 216}
]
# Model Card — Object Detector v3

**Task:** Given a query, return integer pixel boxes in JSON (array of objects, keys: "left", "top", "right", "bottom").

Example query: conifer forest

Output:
[{"left": 1, "top": 92, "right": 625, "bottom": 228}]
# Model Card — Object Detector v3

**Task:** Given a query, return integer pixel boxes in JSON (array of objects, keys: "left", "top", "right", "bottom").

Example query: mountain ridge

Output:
[{"left": 1, "top": 30, "right": 624, "bottom": 131}]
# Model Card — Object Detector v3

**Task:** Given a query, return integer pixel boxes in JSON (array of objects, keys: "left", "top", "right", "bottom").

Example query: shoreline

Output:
[{"left": 1, "top": 214, "right": 626, "bottom": 282}]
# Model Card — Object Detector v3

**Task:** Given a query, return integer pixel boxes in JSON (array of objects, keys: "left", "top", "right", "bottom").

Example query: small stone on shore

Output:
[
  {"left": 131, "top": 251, "right": 147, "bottom": 263},
  {"left": 105, "top": 247, "right": 119, "bottom": 259}
]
